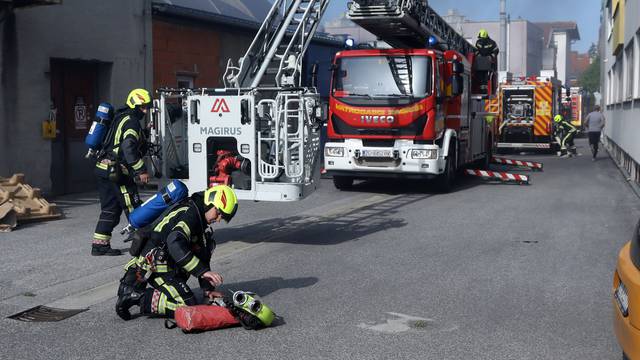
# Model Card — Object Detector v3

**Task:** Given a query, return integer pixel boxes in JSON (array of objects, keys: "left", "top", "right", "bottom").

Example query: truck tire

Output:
[
  {"left": 333, "top": 176, "right": 354, "bottom": 190},
  {"left": 436, "top": 141, "right": 456, "bottom": 193}
]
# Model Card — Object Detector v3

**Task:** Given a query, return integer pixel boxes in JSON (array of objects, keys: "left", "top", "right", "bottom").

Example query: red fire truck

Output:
[{"left": 323, "top": 1, "right": 496, "bottom": 191}]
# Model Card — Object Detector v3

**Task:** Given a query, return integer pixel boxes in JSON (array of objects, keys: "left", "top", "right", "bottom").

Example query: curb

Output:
[{"left": 605, "top": 143, "right": 640, "bottom": 200}]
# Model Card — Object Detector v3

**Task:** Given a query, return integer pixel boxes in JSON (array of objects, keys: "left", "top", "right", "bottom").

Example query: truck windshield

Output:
[{"left": 332, "top": 55, "right": 432, "bottom": 99}]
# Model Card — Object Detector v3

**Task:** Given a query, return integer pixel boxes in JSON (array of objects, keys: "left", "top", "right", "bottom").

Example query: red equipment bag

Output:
[{"left": 169, "top": 305, "right": 240, "bottom": 333}]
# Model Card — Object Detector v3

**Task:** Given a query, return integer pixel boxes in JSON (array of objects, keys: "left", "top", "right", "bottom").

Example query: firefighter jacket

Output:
[
  {"left": 139, "top": 197, "right": 214, "bottom": 280},
  {"left": 475, "top": 37, "right": 499, "bottom": 57},
  {"left": 96, "top": 108, "right": 148, "bottom": 177},
  {"left": 554, "top": 119, "right": 577, "bottom": 138}
]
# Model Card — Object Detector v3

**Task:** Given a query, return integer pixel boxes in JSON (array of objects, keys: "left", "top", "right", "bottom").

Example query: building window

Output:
[
  {"left": 606, "top": 1, "right": 613, "bottom": 40},
  {"left": 607, "top": 70, "right": 612, "bottom": 105},
  {"left": 617, "top": 54, "right": 624, "bottom": 103},
  {"left": 635, "top": 31, "right": 640, "bottom": 98},
  {"left": 177, "top": 75, "right": 195, "bottom": 89},
  {"left": 625, "top": 42, "right": 634, "bottom": 100}
]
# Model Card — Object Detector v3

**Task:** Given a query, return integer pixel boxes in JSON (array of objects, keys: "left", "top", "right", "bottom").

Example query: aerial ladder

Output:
[{"left": 151, "top": 0, "right": 501, "bottom": 201}]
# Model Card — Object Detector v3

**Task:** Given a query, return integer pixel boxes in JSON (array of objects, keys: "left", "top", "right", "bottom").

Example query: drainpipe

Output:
[{"left": 499, "top": 0, "right": 507, "bottom": 71}]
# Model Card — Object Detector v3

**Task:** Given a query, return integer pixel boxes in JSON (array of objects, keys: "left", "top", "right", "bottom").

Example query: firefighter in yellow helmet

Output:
[
  {"left": 92, "top": 89, "right": 152, "bottom": 256},
  {"left": 553, "top": 114, "right": 578, "bottom": 157},
  {"left": 475, "top": 29, "right": 499, "bottom": 57},
  {"left": 115, "top": 185, "right": 239, "bottom": 320}
]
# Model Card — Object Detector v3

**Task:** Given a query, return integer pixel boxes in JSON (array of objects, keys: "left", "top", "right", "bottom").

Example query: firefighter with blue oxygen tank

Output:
[
  {"left": 115, "top": 185, "right": 238, "bottom": 320},
  {"left": 91, "top": 89, "right": 151, "bottom": 256}
]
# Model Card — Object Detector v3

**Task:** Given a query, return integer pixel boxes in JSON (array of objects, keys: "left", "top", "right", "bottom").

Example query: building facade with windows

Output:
[{"left": 600, "top": 0, "right": 640, "bottom": 180}]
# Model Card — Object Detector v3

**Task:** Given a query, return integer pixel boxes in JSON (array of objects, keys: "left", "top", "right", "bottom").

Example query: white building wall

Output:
[
  {"left": 601, "top": 0, "right": 640, "bottom": 180},
  {"left": 552, "top": 32, "right": 569, "bottom": 85}
]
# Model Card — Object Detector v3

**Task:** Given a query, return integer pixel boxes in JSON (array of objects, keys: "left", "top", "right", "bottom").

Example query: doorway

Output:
[{"left": 50, "top": 59, "right": 100, "bottom": 195}]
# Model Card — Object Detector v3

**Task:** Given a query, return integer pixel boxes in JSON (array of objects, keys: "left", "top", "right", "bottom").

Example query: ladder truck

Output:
[
  {"left": 152, "top": 0, "right": 330, "bottom": 201},
  {"left": 150, "top": 0, "right": 497, "bottom": 200},
  {"left": 324, "top": 0, "right": 496, "bottom": 191}
]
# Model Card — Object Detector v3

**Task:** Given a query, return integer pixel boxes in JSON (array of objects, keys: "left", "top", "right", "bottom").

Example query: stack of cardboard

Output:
[{"left": 0, "top": 174, "right": 61, "bottom": 232}]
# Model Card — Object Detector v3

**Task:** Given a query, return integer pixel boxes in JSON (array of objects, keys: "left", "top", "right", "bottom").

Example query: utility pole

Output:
[{"left": 499, "top": 0, "right": 507, "bottom": 71}]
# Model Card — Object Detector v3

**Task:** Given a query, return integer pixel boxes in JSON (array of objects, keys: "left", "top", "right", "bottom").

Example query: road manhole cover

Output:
[{"left": 7, "top": 305, "right": 87, "bottom": 322}]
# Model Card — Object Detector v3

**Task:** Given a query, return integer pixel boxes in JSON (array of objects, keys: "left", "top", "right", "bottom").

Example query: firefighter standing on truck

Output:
[
  {"left": 115, "top": 185, "right": 238, "bottom": 320},
  {"left": 475, "top": 29, "right": 499, "bottom": 57},
  {"left": 553, "top": 114, "right": 578, "bottom": 157},
  {"left": 92, "top": 89, "right": 151, "bottom": 256}
]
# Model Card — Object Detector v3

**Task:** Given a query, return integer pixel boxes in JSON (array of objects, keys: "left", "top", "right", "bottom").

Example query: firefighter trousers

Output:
[{"left": 93, "top": 176, "right": 141, "bottom": 244}]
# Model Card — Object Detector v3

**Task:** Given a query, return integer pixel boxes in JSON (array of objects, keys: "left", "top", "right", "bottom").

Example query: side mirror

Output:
[
  {"left": 452, "top": 61, "right": 464, "bottom": 74},
  {"left": 451, "top": 75, "right": 464, "bottom": 97}
]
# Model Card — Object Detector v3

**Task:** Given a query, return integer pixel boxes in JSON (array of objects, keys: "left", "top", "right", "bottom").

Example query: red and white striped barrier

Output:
[
  {"left": 491, "top": 157, "right": 543, "bottom": 171},
  {"left": 465, "top": 169, "right": 530, "bottom": 184}
]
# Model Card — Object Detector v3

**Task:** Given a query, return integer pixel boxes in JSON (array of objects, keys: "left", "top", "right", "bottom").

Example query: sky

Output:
[{"left": 321, "top": 0, "right": 601, "bottom": 53}]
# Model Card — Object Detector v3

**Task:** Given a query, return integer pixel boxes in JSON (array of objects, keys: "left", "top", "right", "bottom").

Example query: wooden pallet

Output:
[{"left": 0, "top": 174, "right": 61, "bottom": 231}]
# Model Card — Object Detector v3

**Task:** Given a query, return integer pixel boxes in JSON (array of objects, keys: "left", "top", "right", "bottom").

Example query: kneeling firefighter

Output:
[
  {"left": 92, "top": 89, "right": 152, "bottom": 256},
  {"left": 115, "top": 185, "right": 238, "bottom": 320},
  {"left": 553, "top": 114, "right": 578, "bottom": 157}
]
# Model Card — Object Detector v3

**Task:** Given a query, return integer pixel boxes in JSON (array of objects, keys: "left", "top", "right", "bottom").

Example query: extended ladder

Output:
[
  {"left": 347, "top": 0, "right": 475, "bottom": 54},
  {"left": 224, "top": 0, "right": 330, "bottom": 88}
]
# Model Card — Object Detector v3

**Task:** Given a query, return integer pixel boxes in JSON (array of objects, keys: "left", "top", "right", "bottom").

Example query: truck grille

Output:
[{"left": 331, "top": 114, "right": 427, "bottom": 137}]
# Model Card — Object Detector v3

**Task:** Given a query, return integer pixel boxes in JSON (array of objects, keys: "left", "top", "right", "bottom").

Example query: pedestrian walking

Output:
[{"left": 583, "top": 105, "right": 606, "bottom": 161}]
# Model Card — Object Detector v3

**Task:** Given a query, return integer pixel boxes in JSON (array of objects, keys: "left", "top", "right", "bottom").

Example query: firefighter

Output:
[
  {"left": 553, "top": 114, "right": 578, "bottom": 157},
  {"left": 475, "top": 29, "right": 499, "bottom": 57},
  {"left": 474, "top": 29, "right": 499, "bottom": 92},
  {"left": 92, "top": 89, "right": 151, "bottom": 256},
  {"left": 115, "top": 185, "right": 238, "bottom": 320}
]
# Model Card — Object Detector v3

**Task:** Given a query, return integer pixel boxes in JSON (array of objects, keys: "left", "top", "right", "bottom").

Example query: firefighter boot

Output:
[
  {"left": 92, "top": 244, "right": 122, "bottom": 256},
  {"left": 115, "top": 283, "right": 144, "bottom": 320}
]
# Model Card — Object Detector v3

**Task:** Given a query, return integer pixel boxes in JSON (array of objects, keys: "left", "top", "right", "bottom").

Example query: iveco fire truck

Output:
[
  {"left": 150, "top": 0, "right": 497, "bottom": 200},
  {"left": 323, "top": 1, "right": 496, "bottom": 191}
]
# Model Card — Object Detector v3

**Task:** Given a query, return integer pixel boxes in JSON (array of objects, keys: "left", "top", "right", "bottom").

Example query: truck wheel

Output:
[
  {"left": 333, "top": 176, "right": 354, "bottom": 190},
  {"left": 436, "top": 141, "right": 456, "bottom": 193}
]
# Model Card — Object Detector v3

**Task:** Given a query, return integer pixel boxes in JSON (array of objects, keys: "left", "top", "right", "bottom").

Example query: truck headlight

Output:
[
  {"left": 325, "top": 146, "right": 344, "bottom": 157},
  {"left": 410, "top": 149, "right": 437, "bottom": 159}
]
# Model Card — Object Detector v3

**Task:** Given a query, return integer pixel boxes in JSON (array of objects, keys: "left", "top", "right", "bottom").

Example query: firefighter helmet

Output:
[
  {"left": 554, "top": 114, "right": 563, "bottom": 123},
  {"left": 478, "top": 29, "right": 489, "bottom": 39},
  {"left": 204, "top": 185, "right": 238, "bottom": 222},
  {"left": 126, "top": 89, "right": 151, "bottom": 109}
]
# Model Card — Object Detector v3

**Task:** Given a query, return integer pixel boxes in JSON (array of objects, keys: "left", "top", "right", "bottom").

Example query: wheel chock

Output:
[
  {"left": 465, "top": 169, "right": 530, "bottom": 185},
  {"left": 491, "top": 157, "right": 543, "bottom": 171}
]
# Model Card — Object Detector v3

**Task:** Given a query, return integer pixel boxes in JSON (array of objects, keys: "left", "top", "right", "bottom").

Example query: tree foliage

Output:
[{"left": 579, "top": 55, "right": 600, "bottom": 94}]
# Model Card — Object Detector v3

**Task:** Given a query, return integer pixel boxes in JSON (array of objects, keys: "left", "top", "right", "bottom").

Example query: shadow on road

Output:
[
  {"left": 218, "top": 276, "right": 319, "bottom": 298},
  {"left": 215, "top": 193, "right": 431, "bottom": 246}
]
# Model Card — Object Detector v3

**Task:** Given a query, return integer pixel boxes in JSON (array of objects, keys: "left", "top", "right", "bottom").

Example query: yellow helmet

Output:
[
  {"left": 204, "top": 185, "right": 238, "bottom": 222},
  {"left": 478, "top": 29, "right": 489, "bottom": 39},
  {"left": 126, "top": 88, "right": 151, "bottom": 109},
  {"left": 554, "top": 114, "right": 563, "bottom": 123}
]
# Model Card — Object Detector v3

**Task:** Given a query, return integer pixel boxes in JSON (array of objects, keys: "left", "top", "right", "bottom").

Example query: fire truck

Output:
[
  {"left": 490, "top": 72, "right": 562, "bottom": 151},
  {"left": 324, "top": 1, "right": 497, "bottom": 191},
  {"left": 150, "top": 0, "right": 497, "bottom": 200},
  {"left": 561, "top": 87, "right": 584, "bottom": 129}
]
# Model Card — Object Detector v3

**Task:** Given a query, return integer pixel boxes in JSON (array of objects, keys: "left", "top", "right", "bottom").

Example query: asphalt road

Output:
[{"left": 0, "top": 138, "right": 637, "bottom": 360}]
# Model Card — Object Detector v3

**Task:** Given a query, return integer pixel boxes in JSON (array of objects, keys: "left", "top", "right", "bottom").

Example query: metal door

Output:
[{"left": 50, "top": 59, "right": 98, "bottom": 194}]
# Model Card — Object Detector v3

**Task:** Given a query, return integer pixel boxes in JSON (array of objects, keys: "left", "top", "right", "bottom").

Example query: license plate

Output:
[
  {"left": 361, "top": 149, "right": 393, "bottom": 158},
  {"left": 615, "top": 282, "right": 629, "bottom": 317}
]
